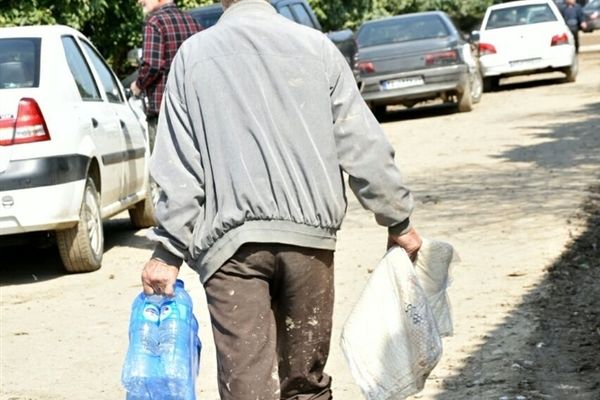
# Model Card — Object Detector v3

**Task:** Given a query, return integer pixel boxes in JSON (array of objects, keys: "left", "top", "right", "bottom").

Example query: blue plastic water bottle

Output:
[
  {"left": 122, "top": 293, "right": 162, "bottom": 398},
  {"left": 157, "top": 280, "right": 201, "bottom": 399}
]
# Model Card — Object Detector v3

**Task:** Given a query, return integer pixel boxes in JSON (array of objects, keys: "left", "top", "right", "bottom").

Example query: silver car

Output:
[{"left": 354, "top": 11, "right": 482, "bottom": 117}]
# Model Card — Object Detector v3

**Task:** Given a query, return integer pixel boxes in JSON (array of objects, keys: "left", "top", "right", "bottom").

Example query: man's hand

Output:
[
  {"left": 387, "top": 227, "right": 423, "bottom": 262},
  {"left": 141, "top": 258, "right": 180, "bottom": 297},
  {"left": 130, "top": 80, "right": 142, "bottom": 97}
]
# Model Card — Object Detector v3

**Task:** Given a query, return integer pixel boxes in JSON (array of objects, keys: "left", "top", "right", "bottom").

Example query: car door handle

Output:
[{"left": 91, "top": 118, "right": 99, "bottom": 128}]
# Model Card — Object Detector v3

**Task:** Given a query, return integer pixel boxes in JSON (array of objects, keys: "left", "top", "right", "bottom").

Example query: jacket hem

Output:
[{"left": 191, "top": 220, "right": 338, "bottom": 283}]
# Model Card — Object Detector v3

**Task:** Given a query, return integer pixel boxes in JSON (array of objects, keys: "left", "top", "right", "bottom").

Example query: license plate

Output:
[
  {"left": 381, "top": 76, "right": 424, "bottom": 90},
  {"left": 509, "top": 58, "right": 541, "bottom": 67}
]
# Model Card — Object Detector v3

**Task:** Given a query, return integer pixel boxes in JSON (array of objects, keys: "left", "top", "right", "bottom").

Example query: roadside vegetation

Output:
[{"left": 0, "top": 0, "right": 498, "bottom": 76}]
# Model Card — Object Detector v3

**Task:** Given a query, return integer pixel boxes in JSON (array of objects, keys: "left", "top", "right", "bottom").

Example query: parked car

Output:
[
  {"left": 353, "top": 11, "right": 483, "bottom": 116},
  {"left": 583, "top": 0, "right": 600, "bottom": 32},
  {"left": 175, "top": 0, "right": 356, "bottom": 65},
  {"left": 475, "top": 0, "right": 578, "bottom": 91},
  {"left": 0, "top": 25, "right": 155, "bottom": 273},
  {"left": 188, "top": 2, "right": 224, "bottom": 29}
]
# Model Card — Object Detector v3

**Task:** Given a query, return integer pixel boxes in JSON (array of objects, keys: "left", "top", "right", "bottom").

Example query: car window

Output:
[
  {"left": 61, "top": 36, "right": 102, "bottom": 101},
  {"left": 0, "top": 38, "right": 40, "bottom": 89},
  {"left": 486, "top": 4, "right": 557, "bottom": 29},
  {"left": 357, "top": 15, "right": 449, "bottom": 48},
  {"left": 189, "top": 8, "right": 223, "bottom": 28},
  {"left": 80, "top": 40, "right": 124, "bottom": 103},
  {"left": 586, "top": 0, "right": 600, "bottom": 8},
  {"left": 290, "top": 4, "right": 315, "bottom": 28},
  {"left": 278, "top": 5, "right": 294, "bottom": 21}
]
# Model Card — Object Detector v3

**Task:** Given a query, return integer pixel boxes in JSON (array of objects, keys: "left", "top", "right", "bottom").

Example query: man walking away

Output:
[
  {"left": 559, "top": 0, "right": 588, "bottom": 53},
  {"left": 130, "top": 0, "right": 200, "bottom": 152},
  {"left": 141, "top": 0, "right": 423, "bottom": 399}
]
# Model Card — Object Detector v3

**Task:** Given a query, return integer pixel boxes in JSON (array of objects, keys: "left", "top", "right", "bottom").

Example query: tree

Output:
[
  {"left": 0, "top": 0, "right": 496, "bottom": 76},
  {"left": 309, "top": 0, "right": 495, "bottom": 32},
  {"left": 0, "top": 0, "right": 212, "bottom": 77}
]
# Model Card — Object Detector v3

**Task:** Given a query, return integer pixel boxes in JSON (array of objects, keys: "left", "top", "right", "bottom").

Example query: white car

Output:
[
  {"left": 0, "top": 25, "right": 155, "bottom": 272},
  {"left": 476, "top": 0, "right": 578, "bottom": 91}
]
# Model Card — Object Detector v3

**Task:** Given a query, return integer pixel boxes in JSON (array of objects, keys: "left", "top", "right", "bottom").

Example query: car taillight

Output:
[
  {"left": 425, "top": 50, "right": 458, "bottom": 66},
  {"left": 356, "top": 61, "right": 375, "bottom": 74},
  {"left": 0, "top": 98, "right": 50, "bottom": 146},
  {"left": 479, "top": 42, "right": 497, "bottom": 55},
  {"left": 551, "top": 33, "right": 569, "bottom": 46}
]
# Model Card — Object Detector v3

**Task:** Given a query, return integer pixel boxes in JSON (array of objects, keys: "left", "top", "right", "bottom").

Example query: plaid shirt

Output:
[{"left": 136, "top": 3, "right": 200, "bottom": 116}]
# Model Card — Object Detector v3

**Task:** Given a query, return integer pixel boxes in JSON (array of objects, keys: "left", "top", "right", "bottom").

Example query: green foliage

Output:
[
  {"left": 310, "top": 0, "right": 495, "bottom": 32},
  {"left": 0, "top": 0, "right": 494, "bottom": 76},
  {"left": 0, "top": 0, "right": 212, "bottom": 77}
]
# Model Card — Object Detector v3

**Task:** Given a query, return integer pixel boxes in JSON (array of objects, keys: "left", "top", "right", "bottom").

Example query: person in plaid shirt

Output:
[{"left": 131, "top": 0, "right": 200, "bottom": 152}]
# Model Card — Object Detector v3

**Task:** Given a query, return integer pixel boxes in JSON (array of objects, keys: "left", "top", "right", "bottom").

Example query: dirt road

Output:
[{"left": 2, "top": 47, "right": 599, "bottom": 399}]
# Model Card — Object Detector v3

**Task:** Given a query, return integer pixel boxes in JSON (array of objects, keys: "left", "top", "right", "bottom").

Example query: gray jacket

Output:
[{"left": 148, "top": 0, "right": 414, "bottom": 283}]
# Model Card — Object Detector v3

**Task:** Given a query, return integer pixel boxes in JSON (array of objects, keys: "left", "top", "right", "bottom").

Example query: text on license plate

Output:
[
  {"left": 509, "top": 58, "right": 541, "bottom": 67},
  {"left": 381, "top": 77, "right": 424, "bottom": 90}
]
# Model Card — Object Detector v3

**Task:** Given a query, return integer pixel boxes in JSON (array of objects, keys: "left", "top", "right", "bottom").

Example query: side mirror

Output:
[
  {"left": 127, "top": 48, "right": 142, "bottom": 67},
  {"left": 469, "top": 30, "right": 480, "bottom": 43}
]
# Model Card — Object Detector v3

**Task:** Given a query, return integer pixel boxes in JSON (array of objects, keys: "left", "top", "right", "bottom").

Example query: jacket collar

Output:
[{"left": 220, "top": 0, "right": 276, "bottom": 21}]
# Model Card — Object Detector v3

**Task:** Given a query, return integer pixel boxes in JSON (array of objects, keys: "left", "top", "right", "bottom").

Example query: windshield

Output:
[
  {"left": 189, "top": 8, "right": 223, "bottom": 29},
  {"left": 357, "top": 15, "right": 449, "bottom": 48},
  {"left": 486, "top": 4, "right": 557, "bottom": 29},
  {"left": 585, "top": 0, "right": 600, "bottom": 8},
  {"left": 0, "top": 38, "right": 40, "bottom": 89}
]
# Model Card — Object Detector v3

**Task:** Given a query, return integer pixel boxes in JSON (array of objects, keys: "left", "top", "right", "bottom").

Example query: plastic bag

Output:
[
  {"left": 340, "top": 239, "right": 457, "bottom": 400},
  {"left": 414, "top": 238, "right": 458, "bottom": 337}
]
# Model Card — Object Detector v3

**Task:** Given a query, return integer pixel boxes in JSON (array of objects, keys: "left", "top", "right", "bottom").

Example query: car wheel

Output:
[
  {"left": 564, "top": 57, "right": 578, "bottom": 83},
  {"left": 129, "top": 178, "right": 157, "bottom": 228},
  {"left": 470, "top": 70, "right": 483, "bottom": 104},
  {"left": 457, "top": 84, "right": 473, "bottom": 113},
  {"left": 56, "top": 177, "right": 103, "bottom": 273}
]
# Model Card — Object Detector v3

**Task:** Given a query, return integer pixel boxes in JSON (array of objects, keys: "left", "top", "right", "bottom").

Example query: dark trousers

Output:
[
  {"left": 204, "top": 243, "right": 335, "bottom": 400},
  {"left": 571, "top": 29, "right": 580, "bottom": 53},
  {"left": 146, "top": 115, "right": 158, "bottom": 153}
]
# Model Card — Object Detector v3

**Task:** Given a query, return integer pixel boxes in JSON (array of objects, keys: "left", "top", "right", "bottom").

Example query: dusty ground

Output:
[{"left": 1, "top": 37, "right": 599, "bottom": 399}]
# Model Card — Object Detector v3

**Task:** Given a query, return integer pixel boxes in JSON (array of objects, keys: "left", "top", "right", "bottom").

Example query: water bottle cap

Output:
[{"left": 175, "top": 279, "right": 185, "bottom": 289}]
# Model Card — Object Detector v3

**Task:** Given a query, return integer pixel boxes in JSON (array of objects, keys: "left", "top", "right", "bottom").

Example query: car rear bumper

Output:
[
  {"left": 480, "top": 49, "right": 575, "bottom": 77},
  {"left": 358, "top": 64, "right": 469, "bottom": 105},
  {"left": 0, "top": 155, "right": 89, "bottom": 235}
]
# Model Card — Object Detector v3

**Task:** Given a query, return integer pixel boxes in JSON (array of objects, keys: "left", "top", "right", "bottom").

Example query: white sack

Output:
[
  {"left": 340, "top": 239, "right": 457, "bottom": 400},
  {"left": 414, "top": 238, "right": 458, "bottom": 337}
]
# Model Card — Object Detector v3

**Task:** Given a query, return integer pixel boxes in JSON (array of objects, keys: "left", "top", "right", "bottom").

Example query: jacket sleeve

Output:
[
  {"left": 324, "top": 38, "right": 414, "bottom": 234},
  {"left": 136, "top": 19, "right": 164, "bottom": 90},
  {"left": 146, "top": 49, "right": 205, "bottom": 265}
]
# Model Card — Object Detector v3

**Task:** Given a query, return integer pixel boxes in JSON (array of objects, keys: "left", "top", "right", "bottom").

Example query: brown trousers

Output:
[{"left": 204, "top": 243, "right": 335, "bottom": 400}]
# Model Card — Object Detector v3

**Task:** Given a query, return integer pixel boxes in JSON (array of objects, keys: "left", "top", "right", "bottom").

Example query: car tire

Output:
[
  {"left": 483, "top": 76, "right": 500, "bottom": 92},
  {"left": 470, "top": 70, "right": 483, "bottom": 104},
  {"left": 457, "top": 84, "right": 473, "bottom": 113},
  {"left": 56, "top": 177, "right": 103, "bottom": 273},
  {"left": 129, "top": 179, "right": 157, "bottom": 229},
  {"left": 564, "top": 57, "right": 578, "bottom": 83}
]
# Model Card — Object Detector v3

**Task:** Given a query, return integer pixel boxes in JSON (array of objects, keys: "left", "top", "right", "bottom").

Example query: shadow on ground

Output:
[
  {"left": 376, "top": 102, "right": 459, "bottom": 122},
  {"left": 422, "top": 102, "right": 600, "bottom": 399},
  {"left": 394, "top": 100, "right": 600, "bottom": 238},
  {"left": 494, "top": 75, "right": 568, "bottom": 93},
  {"left": 0, "top": 216, "right": 153, "bottom": 286},
  {"left": 430, "top": 185, "right": 600, "bottom": 400},
  {"left": 494, "top": 101, "right": 600, "bottom": 169}
]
